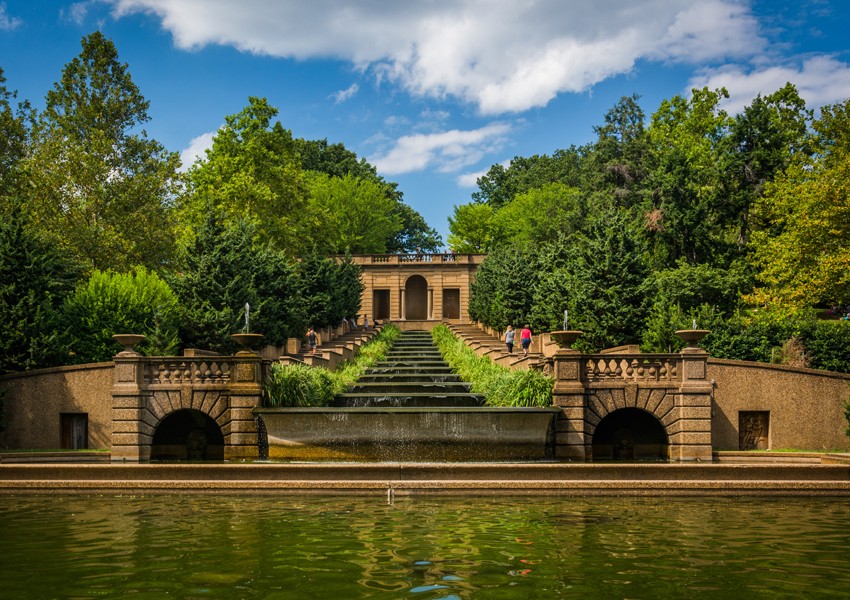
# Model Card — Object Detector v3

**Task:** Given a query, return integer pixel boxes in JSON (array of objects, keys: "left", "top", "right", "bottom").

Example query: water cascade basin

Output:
[{"left": 257, "top": 407, "right": 562, "bottom": 461}]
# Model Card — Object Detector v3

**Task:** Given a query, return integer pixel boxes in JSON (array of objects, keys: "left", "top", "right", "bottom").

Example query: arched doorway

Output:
[
  {"left": 591, "top": 407, "right": 669, "bottom": 461},
  {"left": 150, "top": 409, "right": 225, "bottom": 461},
  {"left": 405, "top": 275, "right": 428, "bottom": 320}
]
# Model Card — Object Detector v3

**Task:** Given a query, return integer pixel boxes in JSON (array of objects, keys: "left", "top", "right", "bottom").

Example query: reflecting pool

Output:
[{"left": 1, "top": 494, "right": 848, "bottom": 598}]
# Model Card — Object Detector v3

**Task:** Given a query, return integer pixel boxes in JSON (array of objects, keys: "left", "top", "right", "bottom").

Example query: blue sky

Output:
[{"left": 2, "top": 1, "right": 849, "bottom": 246}]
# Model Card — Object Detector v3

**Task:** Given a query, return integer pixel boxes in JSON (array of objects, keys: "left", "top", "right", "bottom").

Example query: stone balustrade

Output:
[{"left": 583, "top": 354, "right": 680, "bottom": 383}]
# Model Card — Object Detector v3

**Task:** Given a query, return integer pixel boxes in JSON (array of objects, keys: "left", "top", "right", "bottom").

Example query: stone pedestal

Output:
[{"left": 552, "top": 350, "right": 588, "bottom": 460}]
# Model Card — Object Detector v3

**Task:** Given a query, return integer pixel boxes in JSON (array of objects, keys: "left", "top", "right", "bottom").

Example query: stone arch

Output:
[
  {"left": 150, "top": 408, "right": 225, "bottom": 461},
  {"left": 590, "top": 407, "right": 669, "bottom": 460},
  {"left": 404, "top": 274, "right": 429, "bottom": 320}
]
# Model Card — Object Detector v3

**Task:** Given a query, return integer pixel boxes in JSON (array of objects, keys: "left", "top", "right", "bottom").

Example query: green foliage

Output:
[
  {"left": 263, "top": 363, "right": 338, "bottom": 407},
  {"left": 432, "top": 325, "right": 553, "bottom": 407},
  {"left": 295, "top": 138, "right": 441, "bottom": 253},
  {"left": 531, "top": 209, "right": 651, "bottom": 351},
  {"left": 304, "top": 172, "right": 403, "bottom": 254},
  {"left": 447, "top": 203, "right": 495, "bottom": 253},
  {"left": 63, "top": 267, "right": 180, "bottom": 363},
  {"left": 298, "top": 251, "right": 363, "bottom": 329},
  {"left": 263, "top": 324, "right": 400, "bottom": 407},
  {"left": 0, "top": 199, "right": 79, "bottom": 373},
  {"left": 170, "top": 216, "right": 307, "bottom": 352},
  {"left": 489, "top": 183, "right": 586, "bottom": 248},
  {"left": 748, "top": 98, "right": 850, "bottom": 308},
  {"left": 468, "top": 245, "right": 539, "bottom": 331},
  {"left": 802, "top": 321, "right": 850, "bottom": 373},
  {"left": 183, "top": 96, "right": 306, "bottom": 252},
  {"left": 24, "top": 32, "right": 181, "bottom": 272}
]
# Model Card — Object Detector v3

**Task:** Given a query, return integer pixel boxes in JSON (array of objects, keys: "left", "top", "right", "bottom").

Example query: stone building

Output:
[{"left": 347, "top": 254, "right": 485, "bottom": 325}]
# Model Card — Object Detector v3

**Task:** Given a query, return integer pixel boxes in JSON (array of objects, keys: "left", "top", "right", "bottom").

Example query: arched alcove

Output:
[
  {"left": 591, "top": 407, "right": 669, "bottom": 461},
  {"left": 405, "top": 275, "right": 428, "bottom": 320},
  {"left": 150, "top": 409, "right": 225, "bottom": 461}
]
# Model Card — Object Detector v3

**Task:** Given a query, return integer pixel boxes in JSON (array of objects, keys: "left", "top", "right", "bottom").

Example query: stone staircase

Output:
[
  {"left": 445, "top": 323, "right": 546, "bottom": 370},
  {"left": 333, "top": 330, "right": 485, "bottom": 407}
]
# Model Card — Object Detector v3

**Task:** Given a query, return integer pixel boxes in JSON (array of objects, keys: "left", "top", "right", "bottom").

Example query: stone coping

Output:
[{"left": 3, "top": 462, "right": 850, "bottom": 495}]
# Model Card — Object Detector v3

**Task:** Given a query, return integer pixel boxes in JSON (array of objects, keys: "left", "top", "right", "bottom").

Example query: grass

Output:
[
  {"left": 262, "top": 324, "right": 401, "bottom": 407},
  {"left": 431, "top": 324, "right": 553, "bottom": 407}
]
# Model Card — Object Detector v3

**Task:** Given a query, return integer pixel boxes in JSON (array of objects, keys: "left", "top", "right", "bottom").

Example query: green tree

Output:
[
  {"left": 643, "top": 87, "right": 732, "bottom": 267},
  {"left": 63, "top": 267, "right": 180, "bottom": 363},
  {"left": 584, "top": 94, "right": 649, "bottom": 207},
  {"left": 184, "top": 96, "right": 306, "bottom": 253},
  {"left": 531, "top": 209, "right": 650, "bottom": 350},
  {"left": 0, "top": 200, "right": 79, "bottom": 373},
  {"left": 0, "top": 67, "right": 31, "bottom": 200},
  {"left": 25, "top": 32, "right": 181, "bottom": 272},
  {"left": 748, "top": 98, "right": 850, "bottom": 308},
  {"left": 171, "top": 215, "right": 309, "bottom": 351},
  {"left": 472, "top": 149, "right": 584, "bottom": 209},
  {"left": 447, "top": 202, "right": 495, "bottom": 253},
  {"left": 468, "top": 245, "right": 539, "bottom": 330},
  {"left": 720, "top": 84, "right": 811, "bottom": 249},
  {"left": 304, "top": 172, "right": 402, "bottom": 254},
  {"left": 295, "top": 137, "right": 441, "bottom": 252},
  {"left": 489, "top": 183, "right": 586, "bottom": 248},
  {"left": 297, "top": 251, "right": 363, "bottom": 328}
]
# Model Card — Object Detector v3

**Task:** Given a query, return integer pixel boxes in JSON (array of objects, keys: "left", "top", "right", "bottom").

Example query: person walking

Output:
[
  {"left": 306, "top": 327, "right": 318, "bottom": 354},
  {"left": 504, "top": 325, "right": 515, "bottom": 354},
  {"left": 520, "top": 324, "right": 532, "bottom": 357}
]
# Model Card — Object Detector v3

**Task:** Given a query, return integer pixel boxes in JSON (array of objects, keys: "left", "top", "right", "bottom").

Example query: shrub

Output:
[
  {"left": 63, "top": 267, "right": 180, "bottom": 363},
  {"left": 262, "top": 324, "right": 400, "bottom": 407},
  {"left": 432, "top": 324, "right": 553, "bottom": 407},
  {"left": 263, "top": 363, "right": 337, "bottom": 407}
]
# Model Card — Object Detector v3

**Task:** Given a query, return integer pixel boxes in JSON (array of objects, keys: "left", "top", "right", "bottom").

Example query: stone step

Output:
[
  {"left": 332, "top": 394, "right": 486, "bottom": 407},
  {"left": 348, "top": 382, "right": 473, "bottom": 394},
  {"left": 357, "top": 374, "right": 462, "bottom": 383}
]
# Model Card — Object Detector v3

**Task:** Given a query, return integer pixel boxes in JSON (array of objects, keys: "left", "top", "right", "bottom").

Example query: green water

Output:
[{"left": 1, "top": 494, "right": 848, "bottom": 598}]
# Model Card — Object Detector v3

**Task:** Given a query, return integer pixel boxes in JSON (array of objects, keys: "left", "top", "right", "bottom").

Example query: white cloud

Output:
[
  {"left": 331, "top": 83, "right": 359, "bottom": 104},
  {"left": 179, "top": 130, "right": 215, "bottom": 171},
  {"left": 104, "top": 0, "right": 766, "bottom": 115},
  {"left": 0, "top": 3, "right": 22, "bottom": 30},
  {"left": 457, "top": 159, "right": 511, "bottom": 188},
  {"left": 63, "top": 2, "right": 91, "bottom": 26},
  {"left": 370, "top": 122, "right": 511, "bottom": 176},
  {"left": 688, "top": 55, "right": 850, "bottom": 113},
  {"left": 456, "top": 169, "right": 487, "bottom": 188}
]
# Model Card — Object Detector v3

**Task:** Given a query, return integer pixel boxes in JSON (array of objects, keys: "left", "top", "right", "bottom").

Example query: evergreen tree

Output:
[{"left": 0, "top": 200, "right": 79, "bottom": 373}]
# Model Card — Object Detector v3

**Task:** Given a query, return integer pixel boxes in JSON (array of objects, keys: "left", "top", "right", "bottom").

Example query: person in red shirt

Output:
[{"left": 520, "top": 324, "right": 532, "bottom": 357}]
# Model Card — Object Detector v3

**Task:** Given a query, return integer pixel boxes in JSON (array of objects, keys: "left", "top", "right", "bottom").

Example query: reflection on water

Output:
[{"left": 1, "top": 495, "right": 848, "bottom": 598}]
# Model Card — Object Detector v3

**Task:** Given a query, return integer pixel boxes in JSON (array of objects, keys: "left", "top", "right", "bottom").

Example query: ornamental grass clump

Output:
[
  {"left": 263, "top": 324, "right": 400, "bottom": 407},
  {"left": 431, "top": 324, "right": 553, "bottom": 407}
]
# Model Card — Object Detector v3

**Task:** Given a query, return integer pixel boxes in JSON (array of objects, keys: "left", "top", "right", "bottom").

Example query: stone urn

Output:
[
  {"left": 550, "top": 330, "right": 584, "bottom": 350},
  {"left": 674, "top": 329, "right": 710, "bottom": 349},
  {"left": 231, "top": 333, "right": 265, "bottom": 355},
  {"left": 112, "top": 334, "right": 145, "bottom": 355}
]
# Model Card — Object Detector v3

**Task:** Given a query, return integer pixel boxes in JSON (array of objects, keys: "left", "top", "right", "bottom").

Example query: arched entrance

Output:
[
  {"left": 150, "top": 409, "right": 225, "bottom": 461},
  {"left": 405, "top": 275, "right": 428, "bottom": 320},
  {"left": 591, "top": 407, "right": 669, "bottom": 461}
]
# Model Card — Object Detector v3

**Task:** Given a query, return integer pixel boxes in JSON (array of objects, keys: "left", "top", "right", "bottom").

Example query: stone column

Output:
[
  {"left": 671, "top": 347, "right": 713, "bottom": 461},
  {"left": 427, "top": 287, "right": 434, "bottom": 320},
  {"left": 111, "top": 352, "right": 149, "bottom": 462},
  {"left": 225, "top": 351, "right": 264, "bottom": 461},
  {"left": 552, "top": 349, "right": 588, "bottom": 460},
  {"left": 399, "top": 287, "right": 406, "bottom": 320}
]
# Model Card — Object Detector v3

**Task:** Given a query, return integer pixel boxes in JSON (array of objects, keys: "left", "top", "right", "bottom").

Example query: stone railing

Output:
[
  {"left": 348, "top": 254, "right": 485, "bottom": 266},
  {"left": 583, "top": 354, "right": 680, "bottom": 383},
  {"left": 142, "top": 358, "right": 233, "bottom": 385}
]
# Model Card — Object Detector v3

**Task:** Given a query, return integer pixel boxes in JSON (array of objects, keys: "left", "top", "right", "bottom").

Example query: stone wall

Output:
[
  {"left": 708, "top": 359, "right": 850, "bottom": 451},
  {"left": 0, "top": 363, "right": 114, "bottom": 449}
]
